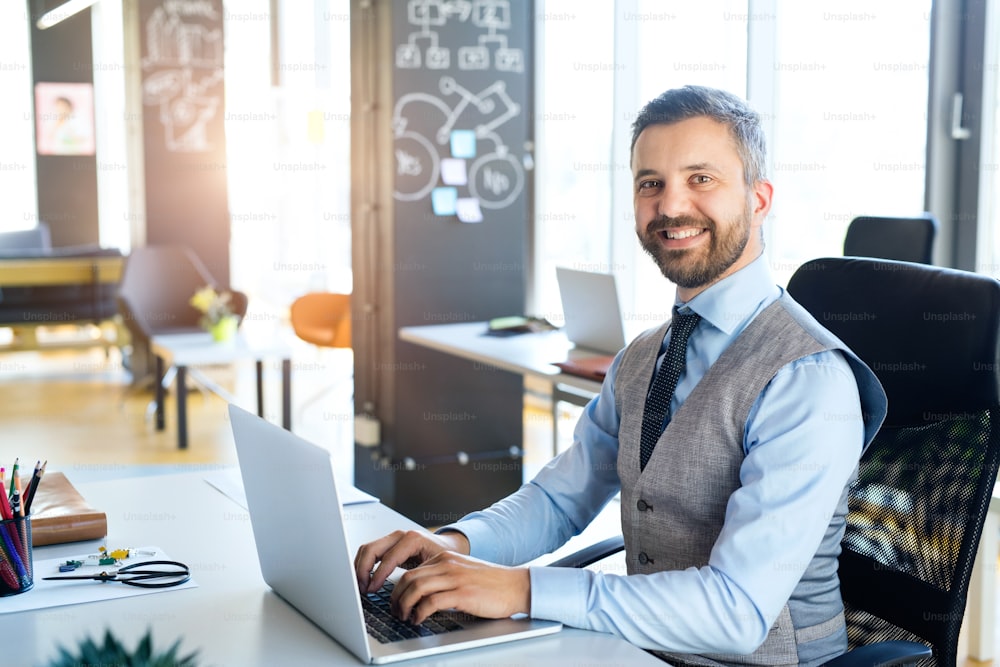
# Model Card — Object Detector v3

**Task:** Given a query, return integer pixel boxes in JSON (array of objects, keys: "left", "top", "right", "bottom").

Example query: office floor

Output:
[
  {"left": 0, "top": 324, "right": 568, "bottom": 479},
  {"left": 0, "top": 325, "right": 355, "bottom": 476},
  {"left": 0, "top": 330, "right": 994, "bottom": 665}
]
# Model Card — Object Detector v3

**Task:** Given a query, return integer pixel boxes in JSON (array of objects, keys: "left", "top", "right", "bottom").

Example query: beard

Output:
[{"left": 637, "top": 205, "right": 753, "bottom": 289}]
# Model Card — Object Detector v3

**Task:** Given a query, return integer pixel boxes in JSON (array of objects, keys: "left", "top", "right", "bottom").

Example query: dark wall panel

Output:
[
  {"left": 355, "top": 0, "right": 533, "bottom": 524},
  {"left": 29, "top": 2, "right": 99, "bottom": 247},
  {"left": 138, "top": 0, "right": 231, "bottom": 285}
]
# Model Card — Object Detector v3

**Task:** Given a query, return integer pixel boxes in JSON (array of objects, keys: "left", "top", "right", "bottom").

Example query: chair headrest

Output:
[
  {"left": 844, "top": 215, "right": 937, "bottom": 264},
  {"left": 787, "top": 257, "right": 1000, "bottom": 426}
]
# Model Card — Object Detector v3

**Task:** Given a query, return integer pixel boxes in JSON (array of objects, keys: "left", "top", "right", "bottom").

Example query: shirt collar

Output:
[{"left": 674, "top": 254, "right": 780, "bottom": 336}]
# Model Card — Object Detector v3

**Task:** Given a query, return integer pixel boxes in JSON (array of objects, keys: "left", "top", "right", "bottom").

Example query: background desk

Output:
[
  {"left": 6, "top": 471, "right": 658, "bottom": 666},
  {"left": 151, "top": 332, "right": 292, "bottom": 449},
  {"left": 399, "top": 322, "right": 610, "bottom": 451}
]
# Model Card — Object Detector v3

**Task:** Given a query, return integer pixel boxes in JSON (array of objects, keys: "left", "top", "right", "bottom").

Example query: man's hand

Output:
[
  {"left": 391, "top": 551, "right": 530, "bottom": 625},
  {"left": 354, "top": 529, "right": 470, "bottom": 594}
]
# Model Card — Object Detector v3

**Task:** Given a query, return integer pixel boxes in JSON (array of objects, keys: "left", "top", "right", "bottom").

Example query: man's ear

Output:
[{"left": 751, "top": 179, "right": 774, "bottom": 224}]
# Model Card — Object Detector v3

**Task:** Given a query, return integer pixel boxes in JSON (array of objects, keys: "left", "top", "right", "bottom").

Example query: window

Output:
[
  {"left": 532, "top": 3, "right": 616, "bottom": 323},
  {"left": 0, "top": 5, "right": 38, "bottom": 233},
  {"left": 764, "top": 0, "right": 931, "bottom": 284},
  {"left": 976, "top": 0, "right": 1000, "bottom": 278},
  {"left": 225, "top": 0, "right": 353, "bottom": 314},
  {"left": 535, "top": 0, "right": 933, "bottom": 328},
  {"left": 534, "top": 1, "right": 748, "bottom": 327}
]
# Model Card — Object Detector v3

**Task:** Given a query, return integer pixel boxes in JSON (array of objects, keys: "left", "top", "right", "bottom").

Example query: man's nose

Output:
[{"left": 655, "top": 183, "right": 692, "bottom": 220}]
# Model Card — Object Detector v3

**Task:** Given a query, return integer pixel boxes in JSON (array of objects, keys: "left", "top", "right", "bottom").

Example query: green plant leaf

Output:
[{"left": 45, "top": 628, "right": 200, "bottom": 667}]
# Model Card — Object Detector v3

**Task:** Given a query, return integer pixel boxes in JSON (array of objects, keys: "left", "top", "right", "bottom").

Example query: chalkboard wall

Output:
[
  {"left": 138, "top": 0, "right": 231, "bottom": 285},
  {"left": 355, "top": 0, "right": 534, "bottom": 525}
]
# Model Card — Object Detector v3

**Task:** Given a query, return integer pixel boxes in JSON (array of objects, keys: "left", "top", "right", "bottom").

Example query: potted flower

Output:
[{"left": 189, "top": 285, "right": 238, "bottom": 342}]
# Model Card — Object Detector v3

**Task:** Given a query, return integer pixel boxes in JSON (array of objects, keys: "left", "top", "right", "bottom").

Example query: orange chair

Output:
[
  {"left": 289, "top": 293, "right": 352, "bottom": 416},
  {"left": 290, "top": 292, "right": 351, "bottom": 349}
]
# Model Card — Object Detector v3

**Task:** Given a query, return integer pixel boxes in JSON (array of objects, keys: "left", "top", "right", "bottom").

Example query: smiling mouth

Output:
[{"left": 660, "top": 228, "right": 707, "bottom": 240}]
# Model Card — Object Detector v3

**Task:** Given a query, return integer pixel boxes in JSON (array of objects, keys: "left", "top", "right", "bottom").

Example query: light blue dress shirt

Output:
[{"left": 442, "top": 254, "right": 865, "bottom": 655}]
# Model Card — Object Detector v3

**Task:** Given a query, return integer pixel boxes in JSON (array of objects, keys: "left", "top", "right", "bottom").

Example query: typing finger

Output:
[
  {"left": 354, "top": 531, "right": 406, "bottom": 592},
  {"left": 366, "top": 530, "right": 444, "bottom": 593},
  {"left": 392, "top": 563, "right": 456, "bottom": 624},
  {"left": 392, "top": 552, "right": 531, "bottom": 624}
]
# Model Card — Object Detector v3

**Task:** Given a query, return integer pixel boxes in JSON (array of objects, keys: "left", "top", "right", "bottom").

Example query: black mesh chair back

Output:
[
  {"left": 787, "top": 257, "right": 1000, "bottom": 666},
  {"left": 843, "top": 215, "right": 938, "bottom": 265}
]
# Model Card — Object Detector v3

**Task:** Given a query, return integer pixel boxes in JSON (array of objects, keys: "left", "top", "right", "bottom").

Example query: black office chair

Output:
[
  {"left": 788, "top": 257, "right": 1000, "bottom": 666},
  {"left": 843, "top": 215, "right": 938, "bottom": 265},
  {"left": 553, "top": 257, "right": 1000, "bottom": 667}
]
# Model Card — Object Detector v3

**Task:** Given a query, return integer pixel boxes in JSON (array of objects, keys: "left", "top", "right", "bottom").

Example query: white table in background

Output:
[
  {"left": 150, "top": 331, "right": 292, "bottom": 449},
  {"left": 399, "top": 321, "right": 609, "bottom": 452}
]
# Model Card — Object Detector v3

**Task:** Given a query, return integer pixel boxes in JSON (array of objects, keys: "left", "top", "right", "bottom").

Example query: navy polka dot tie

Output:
[{"left": 639, "top": 310, "right": 701, "bottom": 471}]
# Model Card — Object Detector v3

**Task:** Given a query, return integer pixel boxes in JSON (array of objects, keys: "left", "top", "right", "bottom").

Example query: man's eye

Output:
[
  {"left": 692, "top": 175, "right": 712, "bottom": 184},
  {"left": 638, "top": 180, "right": 660, "bottom": 190}
]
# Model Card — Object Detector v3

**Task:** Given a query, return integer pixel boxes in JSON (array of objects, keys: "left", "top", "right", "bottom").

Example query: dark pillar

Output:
[
  {"left": 137, "top": 0, "right": 231, "bottom": 286},
  {"left": 28, "top": 0, "right": 99, "bottom": 247}
]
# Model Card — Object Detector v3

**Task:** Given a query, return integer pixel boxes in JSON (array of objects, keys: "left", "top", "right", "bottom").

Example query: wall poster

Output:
[{"left": 34, "top": 82, "right": 96, "bottom": 156}]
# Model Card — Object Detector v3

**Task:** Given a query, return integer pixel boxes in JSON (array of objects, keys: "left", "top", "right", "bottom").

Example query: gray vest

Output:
[{"left": 614, "top": 294, "right": 885, "bottom": 667}]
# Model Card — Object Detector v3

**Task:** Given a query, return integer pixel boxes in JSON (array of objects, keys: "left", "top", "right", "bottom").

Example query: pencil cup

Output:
[{"left": 0, "top": 514, "right": 33, "bottom": 596}]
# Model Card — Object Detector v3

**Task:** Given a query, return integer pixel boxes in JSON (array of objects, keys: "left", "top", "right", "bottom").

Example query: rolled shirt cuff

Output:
[
  {"left": 528, "top": 565, "right": 592, "bottom": 627},
  {"left": 434, "top": 520, "right": 490, "bottom": 559}
]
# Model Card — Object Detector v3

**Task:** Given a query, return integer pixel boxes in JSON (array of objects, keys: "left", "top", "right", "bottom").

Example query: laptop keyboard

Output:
[{"left": 363, "top": 581, "right": 466, "bottom": 644}]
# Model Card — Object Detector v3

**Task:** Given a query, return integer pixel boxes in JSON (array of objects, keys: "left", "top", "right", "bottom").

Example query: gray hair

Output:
[{"left": 630, "top": 85, "right": 767, "bottom": 187}]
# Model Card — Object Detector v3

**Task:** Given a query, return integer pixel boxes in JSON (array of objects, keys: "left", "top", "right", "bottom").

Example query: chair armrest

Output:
[
  {"left": 546, "top": 535, "right": 624, "bottom": 568},
  {"left": 821, "top": 640, "right": 932, "bottom": 667}
]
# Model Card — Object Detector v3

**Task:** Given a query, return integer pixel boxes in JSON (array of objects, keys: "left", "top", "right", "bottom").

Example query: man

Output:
[{"left": 355, "top": 85, "right": 887, "bottom": 666}]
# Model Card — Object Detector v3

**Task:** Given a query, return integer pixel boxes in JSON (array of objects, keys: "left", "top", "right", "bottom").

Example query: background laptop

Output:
[
  {"left": 555, "top": 267, "right": 627, "bottom": 354},
  {"left": 228, "top": 404, "right": 561, "bottom": 664}
]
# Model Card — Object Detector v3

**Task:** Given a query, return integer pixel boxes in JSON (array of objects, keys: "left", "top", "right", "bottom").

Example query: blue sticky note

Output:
[
  {"left": 450, "top": 130, "right": 476, "bottom": 158},
  {"left": 431, "top": 187, "right": 458, "bottom": 216}
]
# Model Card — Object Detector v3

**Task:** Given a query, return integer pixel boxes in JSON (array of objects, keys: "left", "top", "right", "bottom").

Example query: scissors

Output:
[{"left": 43, "top": 560, "right": 191, "bottom": 588}]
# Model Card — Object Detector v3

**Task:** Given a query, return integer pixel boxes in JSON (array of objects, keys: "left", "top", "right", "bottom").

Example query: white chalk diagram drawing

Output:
[
  {"left": 142, "top": 3, "right": 223, "bottom": 152},
  {"left": 393, "top": 0, "right": 526, "bottom": 209},
  {"left": 397, "top": 0, "right": 524, "bottom": 72},
  {"left": 393, "top": 76, "right": 524, "bottom": 209}
]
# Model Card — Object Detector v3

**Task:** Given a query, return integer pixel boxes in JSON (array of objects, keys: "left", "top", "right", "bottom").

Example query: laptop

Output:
[
  {"left": 555, "top": 267, "right": 627, "bottom": 354},
  {"left": 228, "top": 404, "right": 561, "bottom": 664}
]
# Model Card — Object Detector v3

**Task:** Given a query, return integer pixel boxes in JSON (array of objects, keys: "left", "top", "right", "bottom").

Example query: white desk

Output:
[
  {"left": 400, "top": 322, "right": 609, "bottom": 450},
  {"left": 151, "top": 332, "right": 293, "bottom": 449},
  {"left": 6, "top": 471, "right": 660, "bottom": 666}
]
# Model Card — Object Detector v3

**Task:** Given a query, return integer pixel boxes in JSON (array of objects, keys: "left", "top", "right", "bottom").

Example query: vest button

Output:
[
  {"left": 636, "top": 499, "right": 651, "bottom": 512},
  {"left": 638, "top": 551, "right": 652, "bottom": 565}
]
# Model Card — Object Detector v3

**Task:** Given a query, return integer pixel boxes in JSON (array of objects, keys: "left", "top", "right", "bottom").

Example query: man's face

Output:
[{"left": 631, "top": 116, "right": 771, "bottom": 296}]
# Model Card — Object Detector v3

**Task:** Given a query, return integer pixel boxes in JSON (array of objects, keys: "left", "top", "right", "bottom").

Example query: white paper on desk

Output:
[
  {"left": 203, "top": 468, "right": 379, "bottom": 510},
  {"left": 0, "top": 546, "right": 197, "bottom": 614}
]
